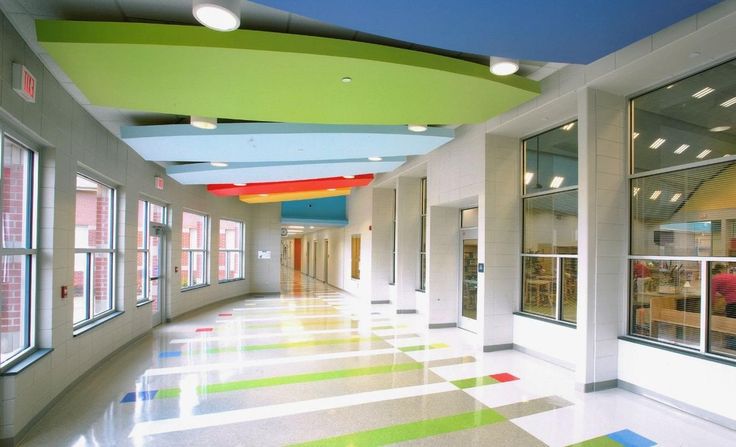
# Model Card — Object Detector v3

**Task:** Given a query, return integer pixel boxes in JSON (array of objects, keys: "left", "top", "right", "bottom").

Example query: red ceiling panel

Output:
[{"left": 208, "top": 174, "right": 374, "bottom": 196}]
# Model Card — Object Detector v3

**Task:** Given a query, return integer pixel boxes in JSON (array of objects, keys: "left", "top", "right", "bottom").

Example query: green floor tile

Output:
[
  {"left": 567, "top": 436, "right": 623, "bottom": 447},
  {"left": 399, "top": 343, "right": 448, "bottom": 352},
  {"left": 451, "top": 376, "right": 499, "bottom": 389}
]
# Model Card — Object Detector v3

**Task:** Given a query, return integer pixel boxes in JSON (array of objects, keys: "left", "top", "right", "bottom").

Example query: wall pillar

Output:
[{"left": 394, "top": 177, "right": 421, "bottom": 312}]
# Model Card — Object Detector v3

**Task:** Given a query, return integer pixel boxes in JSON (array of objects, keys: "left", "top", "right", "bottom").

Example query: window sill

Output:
[
  {"left": 1, "top": 348, "right": 53, "bottom": 376},
  {"left": 136, "top": 299, "right": 153, "bottom": 308},
  {"left": 73, "top": 310, "right": 124, "bottom": 337},
  {"left": 619, "top": 335, "right": 736, "bottom": 367},
  {"left": 218, "top": 278, "right": 245, "bottom": 284},
  {"left": 181, "top": 284, "right": 210, "bottom": 293},
  {"left": 388, "top": 282, "right": 395, "bottom": 286},
  {"left": 513, "top": 311, "right": 577, "bottom": 328},
  {"left": 415, "top": 289, "right": 426, "bottom": 293}
]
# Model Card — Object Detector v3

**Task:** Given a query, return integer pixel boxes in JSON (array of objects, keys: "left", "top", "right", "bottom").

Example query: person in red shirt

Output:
[
  {"left": 633, "top": 261, "right": 651, "bottom": 279},
  {"left": 711, "top": 264, "right": 736, "bottom": 350}
]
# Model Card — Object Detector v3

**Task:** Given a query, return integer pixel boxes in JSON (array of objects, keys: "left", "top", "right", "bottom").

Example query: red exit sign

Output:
[{"left": 12, "top": 63, "right": 36, "bottom": 103}]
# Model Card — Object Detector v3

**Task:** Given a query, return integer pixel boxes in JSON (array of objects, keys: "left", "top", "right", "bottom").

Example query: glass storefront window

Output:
[
  {"left": 522, "top": 256, "right": 557, "bottom": 319},
  {"left": 708, "top": 261, "right": 736, "bottom": 358},
  {"left": 523, "top": 190, "right": 578, "bottom": 254},
  {"left": 524, "top": 121, "right": 578, "bottom": 195}
]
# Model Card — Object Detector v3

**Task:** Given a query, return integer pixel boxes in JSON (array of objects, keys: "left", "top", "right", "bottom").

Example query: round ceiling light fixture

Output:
[
  {"left": 193, "top": 0, "right": 240, "bottom": 32},
  {"left": 341, "top": 76, "right": 352, "bottom": 83},
  {"left": 191, "top": 116, "right": 218, "bottom": 130},
  {"left": 342, "top": 175, "right": 355, "bottom": 179},
  {"left": 210, "top": 161, "right": 228, "bottom": 167},
  {"left": 327, "top": 188, "right": 337, "bottom": 191},
  {"left": 408, "top": 124, "right": 428, "bottom": 133},
  {"left": 368, "top": 156, "right": 383, "bottom": 161},
  {"left": 233, "top": 183, "right": 246, "bottom": 186},
  {"left": 489, "top": 56, "right": 520, "bottom": 76},
  {"left": 710, "top": 126, "right": 731, "bottom": 132}
]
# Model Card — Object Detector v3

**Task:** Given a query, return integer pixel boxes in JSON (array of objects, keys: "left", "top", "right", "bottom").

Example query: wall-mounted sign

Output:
[
  {"left": 154, "top": 175, "right": 164, "bottom": 190},
  {"left": 257, "top": 250, "right": 272, "bottom": 259},
  {"left": 477, "top": 263, "right": 484, "bottom": 273},
  {"left": 12, "top": 63, "right": 36, "bottom": 103}
]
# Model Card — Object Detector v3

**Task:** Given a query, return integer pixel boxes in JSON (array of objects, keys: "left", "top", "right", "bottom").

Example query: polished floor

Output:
[{"left": 20, "top": 269, "right": 735, "bottom": 446}]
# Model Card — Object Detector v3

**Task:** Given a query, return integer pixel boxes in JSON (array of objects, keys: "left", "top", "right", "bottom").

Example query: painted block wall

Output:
[
  {"left": 0, "top": 12, "right": 280, "bottom": 441},
  {"left": 395, "top": 177, "right": 421, "bottom": 312}
]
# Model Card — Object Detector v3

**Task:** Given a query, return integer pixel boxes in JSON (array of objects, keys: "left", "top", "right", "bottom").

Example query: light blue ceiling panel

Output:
[
  {"left": 121, "top": 123, "right": 454, "bottom": 162},
  {"left": 166, "top": 157, "right": 406, "bottom": 185},
  {"left": 282, "top": 196, "right": 348, "bottom": 227}
]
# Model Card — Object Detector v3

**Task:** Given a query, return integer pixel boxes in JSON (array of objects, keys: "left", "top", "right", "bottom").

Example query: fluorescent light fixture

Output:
[
  {"left": 193, "top": 0, "right": 240, "bottom": 31},
  {"left": 210, "top": 161, "right": 228, "bottom": 167},
  {"left": 342, "top": 175, "right": 355, "bottom": 179},
  {"left": 632, "top": 187, "right": 640, "bottom": 197},
  {"left": 666, "top": 84, "right": 675, "bottom": 89},
  {"left": 233, "top": 183, "right": 246, "bottom": 186},
  {"left": 524, "top": 172, "right": 534, "bottom": 185},
  {"left": 721, "top": 97, "right": 736, "bottom": 108},
  {"left": 190, "top": 116, "right": 217, "bottom": 129},
  {"left": 562, "top": 122, "right": 575, "bottom": 131},
  {"left": 287, "top": 225, "right": 304, "bottom": 229},
  {"left": 489, "top": 56, "right": 519, "bottom": 76},
  {"left": 670, "top": 193, "right": 682, "bottom": 202},
  {"left": 632, "top": 132, "right": 639, "bottom": 140},
  {"left": 674, "top": 144, "right": 690, "bottom": 154},
  {"left": 649, "top": 138, "right": 666, "bottom": 149},
  {"left": 408, "top": 124, "right": 428, "bottom": 132},
  {"left": 710, "top": 126, "right": 731, "bottom": 132},
  {"left": 368, "top": 156, "right": 383, "bottom": 161},
  {"left": 341, "top": 77, "right": 352, "bottom": 83},
  {"left": 649, "top": 190, "right": 661, "bottom": 200},
  {"left": 692, "top": 87, "right": 714, "bottom": 98},
  {"left": 696, "top": 149, "right": 711, "bottom": 159},
  {"left": 550, "top": 176, "right": 564, "bottom": 188}
]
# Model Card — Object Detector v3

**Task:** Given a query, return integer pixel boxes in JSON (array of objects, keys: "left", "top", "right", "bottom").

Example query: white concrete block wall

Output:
[
  {"left": 0, "top": 13, "right": 280, "bottom": 441},
  {"left": 395, "top": 177, "right": 421, "bottom": 312},
  {"left": 342, "top": 187, "right": 373, "bottom": 300},
  {"left": 427, "top": 206, "right": 460, "bottom": 325},
  {"left": 370, "top": 188, "right": 394, "bottom": 302}
]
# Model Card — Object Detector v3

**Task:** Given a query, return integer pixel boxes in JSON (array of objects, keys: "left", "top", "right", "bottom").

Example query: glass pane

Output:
[
  {"left": 630, "top": 162, "right": 736, "bottom": 256},
  {"left": 1, "top": 137, "right": 32, "bottom": 249},
  {"left": 136, "top": 251, "right": 146, "bottom": 301},
  {"left": 218, "top": 251, "right": 227, "bottom": 281},
  {"left": 461, "top": 208, "right": 478, "bottom": 228},
  {"left": 182, "top": 212, "right": 206, "bottom": 250},
  {"left": 708, "top": 262, "right": 736, "bottom": 358},
  {"left": 75, "top": 175, "right": 113, "bottom": 249},
  {"left": 150, "top": 203, "right": 165, "bottom": 224},
  {"left": 420, "top": 215, "right": 426, "bottom": 252},
  {"left": 219, "top": 219, "right": 242, "bottom": 250},
  {"left": 92, "top": 253, "right": 112, "bottom": 316},
  {"left": 522, "top": 256, "right": 557, "bottom": 318},
  {"left": 461, "top": 239, "right": 478, "bottom": 320},
  {"left": 181, "top": 251, "right": 190, "bottom": 288},
  {"left": 73, "top": 253, "right": 88, "bottom": 324},
  {"left": 192, "top": 251, "right": 205, "bottom": 286},
  {"left": 630, "top": 259, "right": 701, "bottom": 349},
  {"left": 524, "top": 191, "right": 578, "bottom": 254},
  {"left": 419, "top": 253, "right": 426, "bottom": 291},
  {"left": 631, "top": 59, "right": 736, "bottom": 173},
  {"left": 524, "top": 121, "right": 578, "bottom": 194},
  {"left": 137, "top": 200, "right": 146, "bottom": 249},
  {"left": 150, "top": 235, "right": 161, "bottom": 278},
  {"left": 150, "top": 278, "right": 159, "bottom": 313},
  {"left": 229, "top": 251, "right": 241, "bottom": 279},
  {"left": 561, "top": 258, "right": 577, "bottom": 323},
  {"left": 1, "top": 255, "right": 30, "bottom": 363}
]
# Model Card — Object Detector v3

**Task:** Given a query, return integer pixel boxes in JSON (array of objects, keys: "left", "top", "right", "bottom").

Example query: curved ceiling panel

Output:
[
  {"left": 36, "top": 20, "right": 539, "bottom": 125},
  {"left": 166, "top": 157, "right": 405, "bottom": 185},
  {"left": 253, "top": 0, "right": 719, "bottom": 64},
  {"left": 240, "top": 188, "right": 351, "bottom": 204},
  {"left": 121, "top": 124, "right": 454, "bottom": 162},
  {"left": 208, "top": 174, "right": 374, "bottom": 197}
]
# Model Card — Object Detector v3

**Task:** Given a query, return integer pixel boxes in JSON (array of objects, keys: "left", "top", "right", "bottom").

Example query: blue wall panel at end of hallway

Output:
[{"left": 281, "top": 196, "right": 347, "bottom": 223}]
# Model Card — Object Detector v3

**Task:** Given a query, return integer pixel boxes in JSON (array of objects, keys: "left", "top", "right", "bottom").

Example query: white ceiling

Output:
[{"left": 0, "top": 0, "right": 563, "bottom": 139}]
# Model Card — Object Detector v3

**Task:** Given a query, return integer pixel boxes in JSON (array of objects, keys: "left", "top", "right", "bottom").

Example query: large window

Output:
[
  {"left": 218, "top": 219, "right": 244, "bottom": 282},
  {"left": 181, "top": 211, "right": 208, "bottom": 289},
  {"left": 418, "top": 177, "right": 427, "bottom": 291},
  {"left": 1, "top": 136, "right": 36, "bottom": 367},
  {"left": 629, "top": 58, "right": 736, "bottom": 360},
  {"left": 74, "top": 174, "right": 115, "bottom": 327},
  {"left": 521, "top": 122, "right": 578, "bottom": 323},
  {"left": 137, "top": 200, "right": 166, "bottom": 304}
]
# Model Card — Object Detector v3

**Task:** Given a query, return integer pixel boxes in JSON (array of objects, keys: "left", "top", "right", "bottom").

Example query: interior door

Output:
[
  {"left": 150, "top": 223, "right": 166, "bottom": 326},
  {"left": 459, "top": 228, "right": 478, "bottom": 332},
  {"left": 324, "top": 239, "right": 329, "bottom": 283}
]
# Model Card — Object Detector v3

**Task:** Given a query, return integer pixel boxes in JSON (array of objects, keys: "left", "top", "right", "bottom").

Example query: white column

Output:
[
  {"left": 370, "top": 187, "right": 394, "bottom": 304},
  {"left": 394, "top": 177, "right": 421, "bottom": 312}
]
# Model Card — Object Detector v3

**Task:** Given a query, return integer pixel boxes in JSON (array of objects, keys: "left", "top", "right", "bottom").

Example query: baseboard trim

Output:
[
  {"left": 428, "top": 322, "right": 457, "bottom": 329},
  {"left": 576, "top": 379, "right": 618, "bottom": 393},
  {"left": 3, "top": 331, "right": 151, "bottom": 447},
  {"left": 618, "top": 380, "right": 736, "bottom": 431},
  {"left": 483, "top": 343, "right": 513, "bottom": 352},
  {"left": 371, "top": 300, "right": 391, "bottom": 304},
  {"left": 396, "top": 309, "right": 417, "bottom": 314},
  {"left": 512, "top": 344, "right": 575, "bottom": 371}
]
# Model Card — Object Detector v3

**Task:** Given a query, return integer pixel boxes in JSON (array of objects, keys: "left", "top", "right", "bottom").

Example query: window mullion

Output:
[{"left": 699, "top": 261, "right": 708, "bottom": 354}]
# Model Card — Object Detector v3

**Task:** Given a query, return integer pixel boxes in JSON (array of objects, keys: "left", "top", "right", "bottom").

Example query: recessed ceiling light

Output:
[
  {"left": 368, "top": 156, "right": 383, "bottom": 161},
  {"left": 524, "top": 172, "right": 534, "bottom": 185},
  {"left": 210, "top": 161, "right": 228, "bottom": 167},
  {"left": 649, "top": 190, "right": 661, "bottom": 200},
  {"left": 670, "top": 193, "right": 682, "bottom": 202},
  {"left": 562, "top": 122, "right": 575, "bottom": 131},
  {"left": 309, "top": 226, "right": 315, "bottom": 229},
  {"left": 720, "top": 97, "right": 736, "bottom": 108},
  {"left": 408, "top": 124, "right": 428, "bottom": 132},
  {"left": 258, "top": 193, "right": 269, "bottom": 197},
  {"left": 233, "top": 183, "right": 246, "bottom": 186},
  {"left": 341, "top": 76, "right": 352, "bottom": 83},
  {"left": 192, "top": 0, "right": 240, "bottom": 32},
  {"left": 550, "top": 176, "right": 564, "bottom": 188},
  {"left": 327, "top": 188, "right": 336, "bottom": 191},
  {"left": 343, "top": 175, "right": 355, "bottom": 179},
  {"left": 692, "top": 87, "right": 714, "bottom": 98},
  {"left": 489, "top": 56, "right": 519, "bottom": 76},
  {"left": 674, "top": 144, "right": 690, "bottom": 154},
  {"left": 649, "top": 138, "right": 666, "bottom": 149},
  {"left": 666, "top": 84, "right": 675, "bottom": 89},
  {"left": 191, "top": 116, "right": 217, "bottom": 129},
  {"left": 696, "top": 149, "right": 711, "bottom": 159},
  {"left": 287, "top": 225, "right": 304, "bottom": 229},
  {"left": 632, "top": 187, "right": 640, "bottom": 197},
  {"left": 710, "top": 126, "right": 731, "bottom": 132}
]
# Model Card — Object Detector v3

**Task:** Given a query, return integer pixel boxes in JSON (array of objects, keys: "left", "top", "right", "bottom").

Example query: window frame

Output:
[
  {"left": 520, "top": 120, "right": 579, "bottom": 325},
  {"left": 136, "top": 199, "right": 167, "bottom": 305},
  {"left": 181, "top": 209, "right": 209, "bottom": 290},
  {"left": 418, "top": 177, "right": 427, "bottom": 291},
  {"left": 218, "top": 218, "right": 245, "bottom": 283},
  {"left": 73, "top": 172, "right": 117, "bottom": 330},
  {"left": 390, "top": 188, "right": 397, "bottom": 285},
  {"left": 0, "top": 134, "right": 38, "bottom": 370}
]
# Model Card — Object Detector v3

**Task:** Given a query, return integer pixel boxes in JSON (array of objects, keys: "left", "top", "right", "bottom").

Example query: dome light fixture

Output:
[
  {"left": 233, "top": 183, "right": 246, "bottom": 186},
  {"left": 408, "top": 124, "right": 428, "bottom": 133},
  {"left": 342, "top": 175, "right": 355, "bottom": 179},
  {"left": 210, "top": 161, "right": 228, "bottom": 167},
  {"left": 341, "top": 76, "right": 352, "bottom": 83},
  {"left": 193, "top": 0, "right": 240, "bottom": 32},
  {"left": 368, "top": 156, "right": 383, "bottom": 161},
  {"left": 490, "top": 56, "right": 519, "bottom": 76},
  {"left": 710, "top": 125, "right": 731, "bottom": 132},
  {"left": 191, "top": 116, "right": 217, "bottom": 130}
]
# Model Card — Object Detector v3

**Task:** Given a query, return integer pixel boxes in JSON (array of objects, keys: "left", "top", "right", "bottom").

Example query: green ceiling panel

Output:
[{"left": 36, "top": 20, "right": 539, "bottom": 125}]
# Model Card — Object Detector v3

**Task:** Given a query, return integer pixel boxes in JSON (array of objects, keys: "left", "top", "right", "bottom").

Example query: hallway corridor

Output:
[{"left": 18, "top": 270, "right": 735, "bottom": 446}]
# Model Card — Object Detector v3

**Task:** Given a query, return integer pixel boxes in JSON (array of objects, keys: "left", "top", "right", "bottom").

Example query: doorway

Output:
[
  {"left": 149, "top": 223, "right": 166, "bottom": 326},
  {"left": 459, "top": 208, "right": 479, "bottom": 332},
  {"left": 312, "top": 240, "right": 318, "bottom": 278},
  {"left": 324, "top": 239, "right": 329, "bottom": 283}
]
